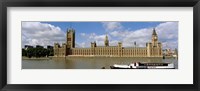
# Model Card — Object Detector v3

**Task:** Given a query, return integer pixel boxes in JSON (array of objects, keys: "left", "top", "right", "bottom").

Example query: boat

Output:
[{"left": 110, "top": 62, "right": 175, "bottom": 69}]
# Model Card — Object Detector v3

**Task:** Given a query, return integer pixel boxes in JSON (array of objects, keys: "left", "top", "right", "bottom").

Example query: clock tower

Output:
[
  {"left": 104, "top": 34, "right": 109, "bottom": 47},
  {"left": 147, "top": 28, "right": 162, "bottom": 57},
  {"left": 152, "top": 28, "right": 158, "bottom": 47}
]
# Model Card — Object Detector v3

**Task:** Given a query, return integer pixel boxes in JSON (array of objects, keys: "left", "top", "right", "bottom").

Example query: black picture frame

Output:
[{"left": 0, "top": 0, "right": 199, "bottom": 91}]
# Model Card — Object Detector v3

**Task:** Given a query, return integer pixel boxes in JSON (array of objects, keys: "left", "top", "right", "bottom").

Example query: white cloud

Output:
[
  {"left": 22, "top": 22, "right": 65, "bottom": 48},
  {"left": 80, "top": 33, "right": 86, "bottom": 37},
  {"left": 79, "top": 42, "right": 86, "bottom": 48},
  {"left": 162, "top": 41, "right": 178, "bottom": 50},
  {"left": 78, "top": 32, "right": 121, "bottom": 48},
  {"left": 156, "top": 22, "right": 178, "bottom": 41},
  {"left": 78, "top": 33, "right": 107, "bottom": 47},
  {"left": 110, "top": 22, "right": 178, "bottom": 49},
  {"left": 78, "top": 22, "right": 178, "bottom": 49},
  {"left": 102, "top": 22, "right": 122, "bottom": 31},
  {"left": 90, "top": 34, "right": 106, "bottom": 41},
  {"left": 23, "top": 21, "right": 178, "bottom": 50},
  {"left": 109, "top": 40, "right": 119, "bottom": 46}
]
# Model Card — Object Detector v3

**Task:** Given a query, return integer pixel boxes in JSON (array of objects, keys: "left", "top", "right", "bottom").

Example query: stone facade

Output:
[{"left": 54, "top": 28, "right": 162, "bottom": 57}]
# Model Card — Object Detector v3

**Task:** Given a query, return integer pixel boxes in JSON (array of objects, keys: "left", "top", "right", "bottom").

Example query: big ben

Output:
[
  {"left": 149, "top": 28, "right": 162, "bottom": 57},
  {"left": 152, "top": 28, "right": 158, "bottom": 47}
]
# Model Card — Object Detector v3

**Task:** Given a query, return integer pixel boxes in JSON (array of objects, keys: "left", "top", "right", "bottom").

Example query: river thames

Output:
[{"left": 22, "top": 57, "right": 178, "bottom": 69}]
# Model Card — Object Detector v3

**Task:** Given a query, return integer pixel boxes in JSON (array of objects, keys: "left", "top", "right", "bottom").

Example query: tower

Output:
[
  {"left": 66, "top": 28, "right": 75, "bottom": 49},
  {"left": 91, "top": 41, "right": 97, "bottom": 48},
  {"left": 118, "top": 42, "right": 122, "bottom": 57},
  {"left": 152, "top": 28, "right": 158, "bottom": 47},
  {"left": 91, "top": 41, "right": 96, "bottom": 55},
  {"left": 54, "top": 43, "right": 60, "bottom": 57},
  {"left": 104, "top": 34, "right": 109, "bottom": 46},
  {"left": 147, "top": 28, "right": 162, "bottom": 57}
]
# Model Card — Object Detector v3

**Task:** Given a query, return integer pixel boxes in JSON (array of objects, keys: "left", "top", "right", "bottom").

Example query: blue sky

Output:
[
  {"left": 41, "top": 22, "right": 164, "bottom": 45},
  {"left": 22, "top": 21, "right": 178, "bottom": 49},
  {"left": 42, "top": 22, "right": 163, "bottom": 33}
]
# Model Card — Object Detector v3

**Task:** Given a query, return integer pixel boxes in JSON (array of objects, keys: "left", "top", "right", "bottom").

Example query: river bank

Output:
[
  {"left": 51, "top": 56, "right": 176, "bottom": 59},
  {"left": 22, "top": 56, "right": 52, "bottom": 60}
]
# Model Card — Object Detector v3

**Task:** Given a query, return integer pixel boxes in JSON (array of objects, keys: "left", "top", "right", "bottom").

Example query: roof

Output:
[
  {"left": 96, "top": 46, "right": 118, "bottom": 48},
  {"left": 152, "top": 28, "right": 157, "bottom": 35},
  {"left": 123, "top": 47, "right": 146, "bottom": 49}
]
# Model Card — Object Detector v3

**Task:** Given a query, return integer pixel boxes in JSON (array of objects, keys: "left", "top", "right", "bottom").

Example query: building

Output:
[
  {"left": 163, "top": 48, "right": 178, "bottom": 57},
  {"left": 54, "top": 28, "right": 163, "bottom": 57}
]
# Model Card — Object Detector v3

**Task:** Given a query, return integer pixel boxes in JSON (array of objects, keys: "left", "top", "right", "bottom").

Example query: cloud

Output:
[
  {"left": 108, "top": 22, "right": 178, "bottom": 49},
  {"left": 156, "top": 22, "right": 178, "bottom": 41},
  {"left": 78, "top": 32, "right": 120, "bottom": 48},
  {"left": 162, "top": 41, "right": 178, "bottom": 50},
  {"left": 118, "top": 28, "right": 152, "bottom": 47},
  {"left": 22, "top": 21, "right": 178, "bottom": 50},
  {"left": 22, "top": 22, "right": 65, "bottom": 48},
  {"left": 89, "top": 34, "right": 106, "bottom": 41},
  {"left": 80, "top": 33, "right": 86, "bottom": 37},
  {"left": 102, "top": 22, "right": 122, "bottom": 31},
  {"left": 78, "top": 33, "right": 107, "bottom": 47},
  {"left": 78, "top": 22, "right": 178, "bottom": 49}
]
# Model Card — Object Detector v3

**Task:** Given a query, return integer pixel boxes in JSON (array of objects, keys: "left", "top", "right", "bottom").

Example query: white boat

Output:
[{"left": 110, "top": 62, "right": 175, "bottom": 69}]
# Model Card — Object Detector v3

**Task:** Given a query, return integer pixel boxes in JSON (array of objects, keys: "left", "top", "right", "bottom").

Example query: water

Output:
[{"left": 22, "top": 57, "right": 178, "bottom": 69}]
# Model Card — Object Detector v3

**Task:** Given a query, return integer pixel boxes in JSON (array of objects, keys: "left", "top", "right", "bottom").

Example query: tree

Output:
[
  {"left": 22, "top": 49, "right": 27, "bottom": 56},
  {"left": 22, "top": 46, "right": 54, "bottom": 58},
  {"left": 26, "top": 48, "right": 34, "bottom": 58}
]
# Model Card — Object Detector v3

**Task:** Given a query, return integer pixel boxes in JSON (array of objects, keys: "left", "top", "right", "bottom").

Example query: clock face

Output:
[{"left": 154, "top": 36, "right": 157, "bottom": 39}]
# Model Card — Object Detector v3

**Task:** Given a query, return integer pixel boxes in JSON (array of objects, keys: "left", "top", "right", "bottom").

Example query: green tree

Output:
[
  {"left": 26, "top": 48, "right": 34, "bottom": 58},
  {"left": 22, "top": 48, "right": 27, "bottom": 56},
  {"left": 22, "top": 46, "right": 54, "bottom": 58}
]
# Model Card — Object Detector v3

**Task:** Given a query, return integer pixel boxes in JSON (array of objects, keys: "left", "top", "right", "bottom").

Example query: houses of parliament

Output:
[{"left": 54, "top": 28, "right": 163, "bottom": 57}]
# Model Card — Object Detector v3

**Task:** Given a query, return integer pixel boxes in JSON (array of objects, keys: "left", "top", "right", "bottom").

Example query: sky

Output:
[{"left": 22, "top": 21, "right": 178, "bottom": 49}]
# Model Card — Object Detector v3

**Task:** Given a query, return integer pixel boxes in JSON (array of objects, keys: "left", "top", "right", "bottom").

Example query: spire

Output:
[
  {"left": 105, "top": 34, "right": 108, "bottom": 40},
  {"left": 152, "top": 28, "right": 157, "bottom": 35},
  {"left": 104, "top": 34, "right": 109, "bottom": 46},
  {"left": 134, "top": 41, "right": 136, "bottom": 47}
]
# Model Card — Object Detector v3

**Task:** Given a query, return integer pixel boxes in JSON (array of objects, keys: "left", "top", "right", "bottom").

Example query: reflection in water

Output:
[{"left": 22, "top": 57, "right": 178, "bottom": 69}]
